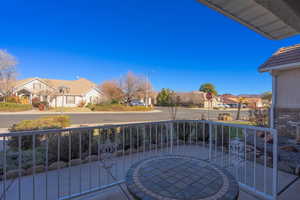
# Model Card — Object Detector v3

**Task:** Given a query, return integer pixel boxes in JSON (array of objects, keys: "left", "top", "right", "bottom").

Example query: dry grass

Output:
[
  {"left": 10, "top": 115, "right": 70, "bottom": 132},
  {"left": 49, "top": 107, "right": 91, "bottom": 112},
  {"left": 0, "top": 102, "right": 32, "bottom": 112},
  {"left": 91, "top": 104, "right": 153, "bottom": 112}
]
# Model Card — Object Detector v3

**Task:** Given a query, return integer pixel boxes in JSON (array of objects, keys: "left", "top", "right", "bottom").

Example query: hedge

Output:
[{"left": 0, "top": 102, "right": 32, "bottom": 112}]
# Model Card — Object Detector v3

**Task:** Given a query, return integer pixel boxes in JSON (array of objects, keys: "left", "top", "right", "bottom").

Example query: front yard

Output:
[
  {"left": 0, "top": 102, "right": 33, "bottom": 112},
  {"left": 0, "top": 102, "right": 153, "bottom": 113}
]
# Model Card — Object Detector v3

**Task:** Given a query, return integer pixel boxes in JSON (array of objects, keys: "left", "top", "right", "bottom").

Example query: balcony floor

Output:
[
  {"left": 74, "top": 180, "right": 300, "bottom": 200},
  {"left": 2, "top": 145, "right": 299, "bottom": 200}
]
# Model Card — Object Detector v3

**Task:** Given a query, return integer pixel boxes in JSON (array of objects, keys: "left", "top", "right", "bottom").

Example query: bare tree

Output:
[
  {"left": 35, "top": 80, "right": 58, "bottom": 105},
  {"left": 136, "top": 76, "right": 153, "bottom": 105},
  {"left": 236, "top": 97, "right": 246, "bottom": 120},
  {"left": 168, "top": 91, "right": 180, "bottom": 120},
  {"left": 120, "top": 71, "right": 144, "bottom": 104},
  {"left": 0, "top": 50, "right": 17, "bottom": 101},
  {"left": 99, "top": 80, "right": 124, "bottom": 103}
]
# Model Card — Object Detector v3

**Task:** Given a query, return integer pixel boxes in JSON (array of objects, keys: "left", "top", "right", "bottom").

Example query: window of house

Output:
[
  {"left": 33, "top": 83, "right": 42, "bottom": 90},
  {"left": 66, "top": 96, "right": 75, "bottom": 104}
]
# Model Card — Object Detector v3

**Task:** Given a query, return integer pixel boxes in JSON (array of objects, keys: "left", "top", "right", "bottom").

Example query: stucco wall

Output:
[
  {"left": 50, "top": 96, "right": 83, "bottom": 107},
  {"left": 84, "top": 89, "right": 102, "bottom": 104},
  {"left": 276, "top": 67, "right": 300, "bottom": 108},
  {"left": 274, "top": 67, "right": 300, "bottom": 137}
]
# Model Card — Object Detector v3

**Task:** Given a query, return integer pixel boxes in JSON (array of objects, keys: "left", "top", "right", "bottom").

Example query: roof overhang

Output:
[
  {"left": 259, "top": 62, "right": 300, "bottom": 72},
  {"left": 197, "top": 0, "right": 300, "bottom": 40}
]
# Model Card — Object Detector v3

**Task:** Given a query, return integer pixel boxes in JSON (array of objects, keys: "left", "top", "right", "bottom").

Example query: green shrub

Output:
[
  {"left": 0, "top": 102, "right": 32, "bottom": 112},
  {"left": 85, "top": 103, "right": 95, "bottom": 110}
]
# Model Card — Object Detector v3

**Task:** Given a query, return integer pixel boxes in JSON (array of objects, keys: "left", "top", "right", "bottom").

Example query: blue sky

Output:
[{"left": 1, "top": 0, "right": 299, "bottom": 95}]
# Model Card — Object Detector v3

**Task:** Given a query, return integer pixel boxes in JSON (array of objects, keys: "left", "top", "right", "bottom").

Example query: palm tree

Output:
[{"left": 236, "top": 97, "right": 246, "bottom": 120}]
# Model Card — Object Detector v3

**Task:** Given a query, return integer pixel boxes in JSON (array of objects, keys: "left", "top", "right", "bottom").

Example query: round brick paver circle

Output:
[{"left": 126, "top": 155, "right": 239, "bottom": 200}]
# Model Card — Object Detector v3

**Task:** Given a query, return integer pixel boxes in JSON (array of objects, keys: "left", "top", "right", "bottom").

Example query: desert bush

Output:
[
  {"left": 249, "top": 108, "right": 269, "bottom": 127},
  {"left": 6, "top": 96, "right": 20, "bottom": 103},
  {"left": 218, "top": 113, "right": 233, "bottom": 121},
  {"left": 85, "top": 103, "right": 95, "bottom": 110},
  {"left": 31, "top": 97, "right": 41, "bottom": 108},
  {"left": 8, "top": 116, "right": 70, "bottom": 150},
  {"left": 0, "top": 102, "right": 32, "bottom": 112},
  {"left": 47, "top": 130, "right": 99, "bottom": 162},
  {"left": 10, "top": 115, "right": 70, "bottom": 132},
  {"left": 0, "top": 148, "right": 46, "bottom": 175},
  {"left": 32, "top": 97, "right": 49, "bottom": 111},
  {"left": 78, "top": 100, "right": 86, "bottom": 108},
  {"left": 38, "top": 101, "right": 49, "bottom": 111}
]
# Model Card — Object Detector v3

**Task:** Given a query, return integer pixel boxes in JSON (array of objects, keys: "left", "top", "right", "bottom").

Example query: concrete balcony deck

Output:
[{"left": 2, "top": 145, "right": 299, "bottom": 200}]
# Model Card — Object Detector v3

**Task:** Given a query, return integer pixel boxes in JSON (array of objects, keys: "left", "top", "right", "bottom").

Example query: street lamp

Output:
[{"left": 58, "top": 85, "right": 70, "bottom": 114}]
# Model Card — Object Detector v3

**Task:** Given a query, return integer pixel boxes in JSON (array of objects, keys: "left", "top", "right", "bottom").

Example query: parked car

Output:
[
  {"left": 130, "top": 100, "right": 146, "bottom": 106},
  {"left": 216, "top": 103, "right": 229, "bottom": 108}
]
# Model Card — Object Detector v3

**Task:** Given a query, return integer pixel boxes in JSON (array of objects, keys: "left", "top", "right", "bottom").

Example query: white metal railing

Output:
[{"left": 0, "top": 120, "right": 278, "bottom": 200}]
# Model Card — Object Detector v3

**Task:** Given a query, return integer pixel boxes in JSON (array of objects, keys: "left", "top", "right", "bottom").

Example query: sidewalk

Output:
[
  {"left": 0, "top": 109, "right": 162, "bottom": 115},
  {"left": 188, "top": 107, "right": 250, "bottom": 111}
]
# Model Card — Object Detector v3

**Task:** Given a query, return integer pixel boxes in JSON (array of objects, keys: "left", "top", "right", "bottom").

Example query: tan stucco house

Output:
[
  {"left": 13, "top": 77, "right": 103, "bottom": 107},
  {"left": 176, "top": 91, "right": 222, "bottom": 108},
  {"left": 259, "top": 44, "right": 300, "bottom": 137}
]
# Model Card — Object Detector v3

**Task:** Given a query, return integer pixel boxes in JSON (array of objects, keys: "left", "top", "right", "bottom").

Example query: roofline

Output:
[
  {"left": 84, "top": 87, "right": 103, "bottom": 96},
  {"left": 14, "top": 78, "right": 57, "bottom": 91},
  {"left": 259, "top": 62, "right": 300, "bottom": 72},
  {"left": 197, "top": 0, "right": 275, "bottom": 40},
  {"left": 15, "top": 78, "right": 35, "bottom": 89}
]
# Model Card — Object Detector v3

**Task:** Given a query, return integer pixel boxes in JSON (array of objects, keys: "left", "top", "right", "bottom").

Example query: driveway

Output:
[{"left": 0, "top": 107, "right": 250, "bottom": 129}]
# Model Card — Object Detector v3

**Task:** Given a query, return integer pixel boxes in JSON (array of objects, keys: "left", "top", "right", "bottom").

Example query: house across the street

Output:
[
  {"left": 13, "top": 77, "right": 103, "bottom": 107},
  {"left": 176, "top": 91, "right": 223, "bottom": 108}
]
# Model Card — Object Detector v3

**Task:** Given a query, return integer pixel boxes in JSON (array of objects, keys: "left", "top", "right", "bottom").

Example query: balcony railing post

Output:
[
  {"left": 209, "top": 123, "right": 212, "bottom": 161},
  {"left": 272, "top": 129, "right": 278, "bottom": 200},
  {"left": 170, "top": 122, "right": 174, "bottom": 153}
]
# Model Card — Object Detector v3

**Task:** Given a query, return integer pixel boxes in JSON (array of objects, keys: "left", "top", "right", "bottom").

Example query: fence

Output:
[{"left": 0, "top": 120, "right": 277, "bottom": 200}]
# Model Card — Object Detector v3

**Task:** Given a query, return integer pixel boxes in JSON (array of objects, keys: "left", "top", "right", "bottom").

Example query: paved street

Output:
[{"left": 0, "top": 107, "right": 250, "bottom": 129}]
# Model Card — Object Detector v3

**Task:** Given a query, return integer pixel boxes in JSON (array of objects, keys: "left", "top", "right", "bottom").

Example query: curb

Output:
[{"left": 0, "top": 110, "right": 162, "bottom": 115}]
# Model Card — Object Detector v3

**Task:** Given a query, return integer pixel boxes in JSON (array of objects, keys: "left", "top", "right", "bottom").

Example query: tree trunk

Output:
[{"left": 236, "top": 103, "right": 241, "bottom": 120}]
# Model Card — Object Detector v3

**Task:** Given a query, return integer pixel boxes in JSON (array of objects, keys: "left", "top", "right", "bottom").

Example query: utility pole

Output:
[
  {"left": 146, "top": 73, "right": 149, "bottom": 107},
  {"left": 145, "top": 71, "right": 154, "bottom": 107},
  {"left": 58, "top": 85, "right": 70, "bottom": 114}
]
